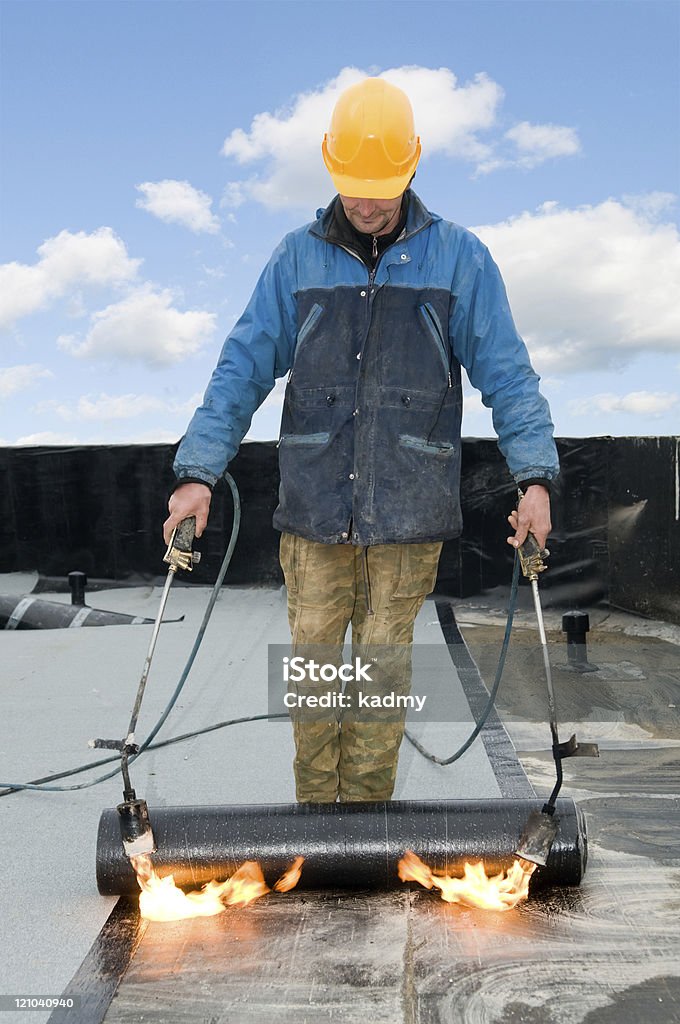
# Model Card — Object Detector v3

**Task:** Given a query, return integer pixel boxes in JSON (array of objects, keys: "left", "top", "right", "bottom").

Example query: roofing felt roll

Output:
[
  {"left": 0, "top": 595, "right": 155, "bottom": 630},
  {"left": 96, "top": 798, "right": 587, "bottom": 894}
]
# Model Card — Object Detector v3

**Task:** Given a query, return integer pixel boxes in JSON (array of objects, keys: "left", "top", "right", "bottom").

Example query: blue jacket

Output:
[{"left": 174, "top": 191, "right": 559, "bottom": 545}]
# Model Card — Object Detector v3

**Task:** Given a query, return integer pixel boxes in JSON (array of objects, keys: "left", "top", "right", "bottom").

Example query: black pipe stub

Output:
[
  {"left": 562, "top": 610, "right": 598, "bottom": 673},
  {"left": 68, "top": 571, "right": 88, "bottom": 606},
  {"left": 96, "top": 798, "right": 588, "bottom": 895}
]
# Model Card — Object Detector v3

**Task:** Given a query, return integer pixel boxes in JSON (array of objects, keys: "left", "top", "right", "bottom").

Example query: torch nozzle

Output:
[
  {"left": 515, "top": 806, "right": 559, "bottom": 867},
  {"left": 117, "top": 795, "right": 156, "bottom": 859}
]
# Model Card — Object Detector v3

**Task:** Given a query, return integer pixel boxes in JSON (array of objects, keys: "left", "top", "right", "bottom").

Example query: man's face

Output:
[{"left": 339, "top": 193, "right": 403, "bottom": 236}]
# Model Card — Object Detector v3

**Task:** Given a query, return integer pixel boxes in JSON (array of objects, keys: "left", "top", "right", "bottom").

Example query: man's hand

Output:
[
  {"left": 506, "top": 485, "right": 551, "bottom": 551},
  {"left": 163, "top": 482, "right": 212, "bottom": 545}
]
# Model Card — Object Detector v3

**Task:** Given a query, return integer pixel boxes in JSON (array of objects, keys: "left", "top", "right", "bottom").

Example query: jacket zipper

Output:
[
  {"left": 316, "top": 209, "right": 433, "bottom": 260},
  {"left": 325, "top": 241, "right": 378, "bottom": 546},
  {"left": 322, "top": 225, "right": 430, "bottom": 546}
]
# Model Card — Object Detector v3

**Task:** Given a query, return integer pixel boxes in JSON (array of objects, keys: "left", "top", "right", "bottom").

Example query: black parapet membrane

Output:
[
  {"left": 0, "top": 436, "right": 677, "bottom": 623},
  {"left": 95, "top": 798, "right": 587, "bottom": 895}
]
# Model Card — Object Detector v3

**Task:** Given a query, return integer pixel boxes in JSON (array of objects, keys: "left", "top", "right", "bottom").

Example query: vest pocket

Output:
[
  {"left": 296, "top": 303, "right": 324, "bottom": 348},
  {"left": 418, "top": 302, "right": 451, "bottom": 382},
  {"left": 278, "top": 432, "right": 330, "bottom": 446},
  {"left": 399, "top": 434, "right": 456, "bottom": 456}
]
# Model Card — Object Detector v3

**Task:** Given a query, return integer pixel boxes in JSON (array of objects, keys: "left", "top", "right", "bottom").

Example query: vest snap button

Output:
[
  {"left": 326, "top": 395, "right": 335, "bottom": 405},
  {"left": 402, "top": 395, "right": 411, "bottom": 406}
]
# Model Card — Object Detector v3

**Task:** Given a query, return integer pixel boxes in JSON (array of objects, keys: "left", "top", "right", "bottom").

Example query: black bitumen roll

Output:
[
  {"left": 96, "top": 798, "right": 587, "bottom": 894},
  {"left": 0, "top": 595, "right": 154, "bottom": 630}
]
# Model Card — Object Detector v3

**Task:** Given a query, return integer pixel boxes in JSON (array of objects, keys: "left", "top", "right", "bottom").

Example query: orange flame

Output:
[
  {"left": 274, "top": 856, "right": 305, "bottom": 892},
  {"left": 219, "top": 860, "right": 271, "bottom": 907},
  {"left": 130, "top": 854, "right": 304, "bottom": 922},
  {"left": 398, "top": 851, "right": 536, "bottom": 911}
]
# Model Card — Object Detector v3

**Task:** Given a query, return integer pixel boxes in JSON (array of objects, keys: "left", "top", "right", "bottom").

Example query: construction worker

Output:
[{"left": 164, "top": 78, "right": 558, "bottom": 803}]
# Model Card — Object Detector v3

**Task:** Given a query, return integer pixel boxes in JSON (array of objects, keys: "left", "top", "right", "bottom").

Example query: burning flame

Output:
[
  {"left": 398, "top": 851, "right": 536, "bottom": 911},
  {"left": 274, "top": 855, "right": 305, "bottom": 892},
  {"left": 131, "top": 854, "right": 305, "bottom": 922}
]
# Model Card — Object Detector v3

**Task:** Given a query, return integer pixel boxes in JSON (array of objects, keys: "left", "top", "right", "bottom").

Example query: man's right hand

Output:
[{"left": 163, "top": 482, "right": 212, "bottom": 545}]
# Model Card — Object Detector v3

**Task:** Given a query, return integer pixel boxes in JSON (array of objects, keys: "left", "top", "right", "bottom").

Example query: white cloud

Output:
[
  {"left": 504, "top": 121, "right": 581, "bottom": 166},
  {"left": 569, "top": 391, "right": 679, "bottom": 418},
  {"left": 0, "top": 363, "right": 53, "bottom": 399},
  {"left": 12, "top": 431, "right": 80, "bottom": 446},
  {"left": 136, "top": 179, "right": 220, "bottom": 234},
  {"left": 0, "top": 228, "right": 140, "bottom": 328},
  {"left": 471, "top": 196, "right": 680, "bottom": 373},
  {"left": 620, "top": 191, "right": 676, "bottom": 219},
  {"left": 110, "top": 427, "right": 182, "bottom": 444},
  {"left": 57, "top": 286, "right": 217, "bottom": 367},
  {"left": 261, "top": 375, "right": 287, "bottom": 409},
  {"left": 461, "top": 390, "right": 488, "bottom": 416},
  {"left": 38, "top": 391, "right": 203, "bottom": 422},
  {"left": 9, "top": 427, "right": 185, "bottom": 446},
  {"left": 476, "top": 121, "right": 581, "bottom": 175},
  {"left": 246, "top": 376, "right": 287, "bottom": 441},
  {"left": 221, "top": 65, "right": 511, "bottom": 209},
  {"left": 220, "top": 182, "right": 248, "bottom": 209},
  {"left": 201, "top": 264, "right": 227, "bottom": 280},
  {"left": 77, "top": 394, "right": 167, "bottom": 420}
]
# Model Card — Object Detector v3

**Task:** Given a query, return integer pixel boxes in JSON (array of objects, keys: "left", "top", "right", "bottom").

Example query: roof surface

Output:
[{"left": 1, "top": 575, "right": 678, "bottom": 1023}]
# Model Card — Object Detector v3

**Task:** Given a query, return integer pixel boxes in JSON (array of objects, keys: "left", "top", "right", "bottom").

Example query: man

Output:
[{"left": 164, "top": 78, "right": 558, "bottom": 803}]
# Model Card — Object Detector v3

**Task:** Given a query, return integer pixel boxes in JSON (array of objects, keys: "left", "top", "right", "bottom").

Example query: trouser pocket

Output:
[{"left": 391, "top": 541, "right": 443, "bottom": 598}]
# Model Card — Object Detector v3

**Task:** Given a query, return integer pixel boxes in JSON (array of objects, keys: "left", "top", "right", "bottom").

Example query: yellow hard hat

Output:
[{"left": 322, "top": 78, "right": 421, "bottom": 199}]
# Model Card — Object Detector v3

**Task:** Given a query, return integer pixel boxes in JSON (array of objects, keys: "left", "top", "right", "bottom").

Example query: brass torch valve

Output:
[
  {"left": 515, "top": 488, "right": 550, "bottom": 581},
  {"left": 517, "top": 532, "right": 549, "bottom": 581},
  {"left": 163, "top": 516, "right": 202, "bottom": 573}
]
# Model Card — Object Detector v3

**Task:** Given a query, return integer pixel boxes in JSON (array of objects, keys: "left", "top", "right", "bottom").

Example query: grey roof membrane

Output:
[{"left": 0, "top": 576, "right": 504, "bottom": 1022}]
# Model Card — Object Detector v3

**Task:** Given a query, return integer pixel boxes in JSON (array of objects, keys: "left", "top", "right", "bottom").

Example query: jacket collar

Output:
[{"left": 310, "top": 189, "right": 437, "bottom": 244}]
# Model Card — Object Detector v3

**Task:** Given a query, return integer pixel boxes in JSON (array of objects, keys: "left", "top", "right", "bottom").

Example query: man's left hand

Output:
[{"left": 506, "top": 485, "right": 551, "bottom": 551}]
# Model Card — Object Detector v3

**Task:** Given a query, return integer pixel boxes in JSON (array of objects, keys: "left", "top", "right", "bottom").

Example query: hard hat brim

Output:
[
  {"left": 326, "top": 169, "right": 416, "bottom": 200},
  {"left": 322, "top": 137, "right": 421, "bottom": 200}
]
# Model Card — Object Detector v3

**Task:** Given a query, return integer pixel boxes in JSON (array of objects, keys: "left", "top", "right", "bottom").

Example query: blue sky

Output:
[{"left": 1, "top": 0, "right": 679, "bottom": 445}]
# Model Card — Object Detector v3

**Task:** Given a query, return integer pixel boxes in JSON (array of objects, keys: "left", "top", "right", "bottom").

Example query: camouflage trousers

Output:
[{"left": 279, "top": 533, "right": 443, "bottom": 803}]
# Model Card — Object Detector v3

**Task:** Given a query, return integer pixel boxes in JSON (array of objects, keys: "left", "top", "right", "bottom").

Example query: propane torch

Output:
[
  {"left": 514, "top": 501, "right": 598, "bottom": 867},
  {"left": 91, "top": 517, "right": 200, "bottom": 859}
]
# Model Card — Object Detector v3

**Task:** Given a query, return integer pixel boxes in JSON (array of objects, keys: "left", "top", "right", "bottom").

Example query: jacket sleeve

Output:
[
  {"left": 173, "top": 237, "right": 298, "bottom": 486},
  {"left": 449, "top": 233, "right": 559, "bottom": 485}
]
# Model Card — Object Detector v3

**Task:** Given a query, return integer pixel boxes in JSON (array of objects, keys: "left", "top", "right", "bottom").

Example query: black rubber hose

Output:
[
  {"left": 403, "top": 550, "right": 520, "bottom": 765},
  {"left": 0, "top": 714, "right": 289, "bottom": 798},
  {"left": 0, "top": 473, "right": 241, "bottom": 794}
]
